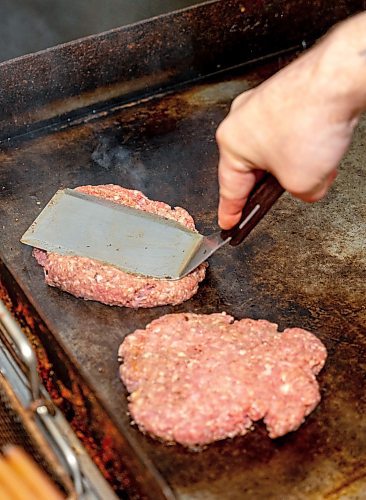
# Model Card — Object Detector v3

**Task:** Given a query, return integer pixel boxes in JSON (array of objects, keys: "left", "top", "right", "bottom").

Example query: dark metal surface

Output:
[
  {"left": 1, "top": 59, "right": 366, "bottom": 499},
  {"left": 0, "top": 0, "right": 363, "bottom": 140},
  {"left": 0, "top": 1, "right": 365, "bottom": 498},
  {"left": 0, "top": 0, "right": 204, "bottom": 63}
]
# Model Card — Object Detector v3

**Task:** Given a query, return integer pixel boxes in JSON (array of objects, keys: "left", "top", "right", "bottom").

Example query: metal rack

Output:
[{"left": 0, "top": 299, "right": 117, "bottom": 500}]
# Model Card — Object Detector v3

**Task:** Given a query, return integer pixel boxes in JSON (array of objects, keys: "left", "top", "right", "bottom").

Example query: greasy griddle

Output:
[{"left": 0, "top": 1, "right": 365, "bottom": 498}]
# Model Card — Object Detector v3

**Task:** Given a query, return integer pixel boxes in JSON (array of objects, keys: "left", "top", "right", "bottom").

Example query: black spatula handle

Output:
[{"left": 221, "top": 173, "right": 285, "bottom": 246}]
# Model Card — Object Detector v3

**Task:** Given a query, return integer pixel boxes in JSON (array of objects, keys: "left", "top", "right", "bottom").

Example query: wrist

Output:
[{"left": 318, "top": 12, "right": 366, "bottom": 118}]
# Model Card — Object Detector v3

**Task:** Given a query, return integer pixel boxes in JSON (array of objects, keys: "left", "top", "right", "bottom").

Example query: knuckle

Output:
[
  {"left": 230, "top": 94, "right": 242, "bottom": 111},
  {"left": 230, "top": 89, "right": 253, "bottom": 111},
  {"left": 215, "top": 121, "right": 227, "bottom": 145}
]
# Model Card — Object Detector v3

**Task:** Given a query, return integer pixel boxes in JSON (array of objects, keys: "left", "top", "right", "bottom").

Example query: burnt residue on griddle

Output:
[
  {"left": 0, "top": 46, "right": 365, "bottom": 500},
  {"left": 1, "top": 0, "right": 360, "bottom": 142}
]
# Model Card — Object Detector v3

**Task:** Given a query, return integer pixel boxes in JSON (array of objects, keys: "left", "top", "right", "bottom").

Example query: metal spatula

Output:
[{"left": 21, "top": 174, "right": 284, "bottom": 280}]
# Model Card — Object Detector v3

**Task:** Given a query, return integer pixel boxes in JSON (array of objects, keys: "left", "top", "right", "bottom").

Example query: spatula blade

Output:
[{"left": 21, "top": 189, "right": 203, "bottom": 280}]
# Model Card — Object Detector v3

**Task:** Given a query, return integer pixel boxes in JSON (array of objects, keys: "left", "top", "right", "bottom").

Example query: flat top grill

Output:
[{"left": 0, "top": 1, "right": 365, "bottom": 498}]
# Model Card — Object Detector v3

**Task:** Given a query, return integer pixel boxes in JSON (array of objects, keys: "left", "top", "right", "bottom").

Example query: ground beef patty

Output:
[
  {"left": 33, "top": 185, "right": 206, "bottom": 308},
  {"left": 118, "top": 312, "right": 327, "bottom": 447}
]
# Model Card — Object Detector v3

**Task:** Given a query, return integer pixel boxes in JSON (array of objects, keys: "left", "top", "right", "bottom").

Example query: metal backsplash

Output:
[{"left": 0, "top": 0, "right": 363, "bottom": 140}]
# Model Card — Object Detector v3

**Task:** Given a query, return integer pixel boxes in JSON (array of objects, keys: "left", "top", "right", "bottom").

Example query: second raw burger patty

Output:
[
  {"left": 33, "top": 185, "right": 206, "bottom": 308},
  {"left": 119, "top": 313, "right": 327, "bottom": 447}
]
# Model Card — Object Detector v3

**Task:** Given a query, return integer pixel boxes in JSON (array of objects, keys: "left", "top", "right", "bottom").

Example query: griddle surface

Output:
[{"left": 1, "top": 59, "right": 365, "bottom": 498}]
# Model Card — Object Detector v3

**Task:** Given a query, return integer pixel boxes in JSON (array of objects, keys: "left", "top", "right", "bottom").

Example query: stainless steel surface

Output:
[
  {"left": 21, "top": 191, "right": 266, "bottom": 279},
  {"left": 36, "top": 404, "right": 85, "bottom": 498},
  {"left": 21, "top": 188, "right": 204, "bottom": 279},
  {"left": 180, "top": 231, "right": 230, "bottom": 277},
  {"left": 0, "top": 298, "right": 40, "bottom": 401},
  {"left": 0, "top": 299, "right": 118, "bottom": 500}
]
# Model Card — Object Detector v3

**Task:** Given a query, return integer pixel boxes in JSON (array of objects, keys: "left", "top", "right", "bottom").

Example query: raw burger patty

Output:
[
  {"left": 119, "top": 312, "right": 327, "bottom": 447},
  {"left": 33, "top": 185, "right": 206, "bottom": 308}
]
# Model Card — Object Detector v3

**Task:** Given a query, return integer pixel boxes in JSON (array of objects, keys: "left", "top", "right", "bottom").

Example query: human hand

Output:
[{"left": 216, "top": 12, "right": 366, "bottom": 229}]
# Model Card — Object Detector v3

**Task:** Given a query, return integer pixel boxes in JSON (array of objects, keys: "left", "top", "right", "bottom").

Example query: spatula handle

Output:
[{"left": 221, "top": 173, "right": 285, "bottom": 246}]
